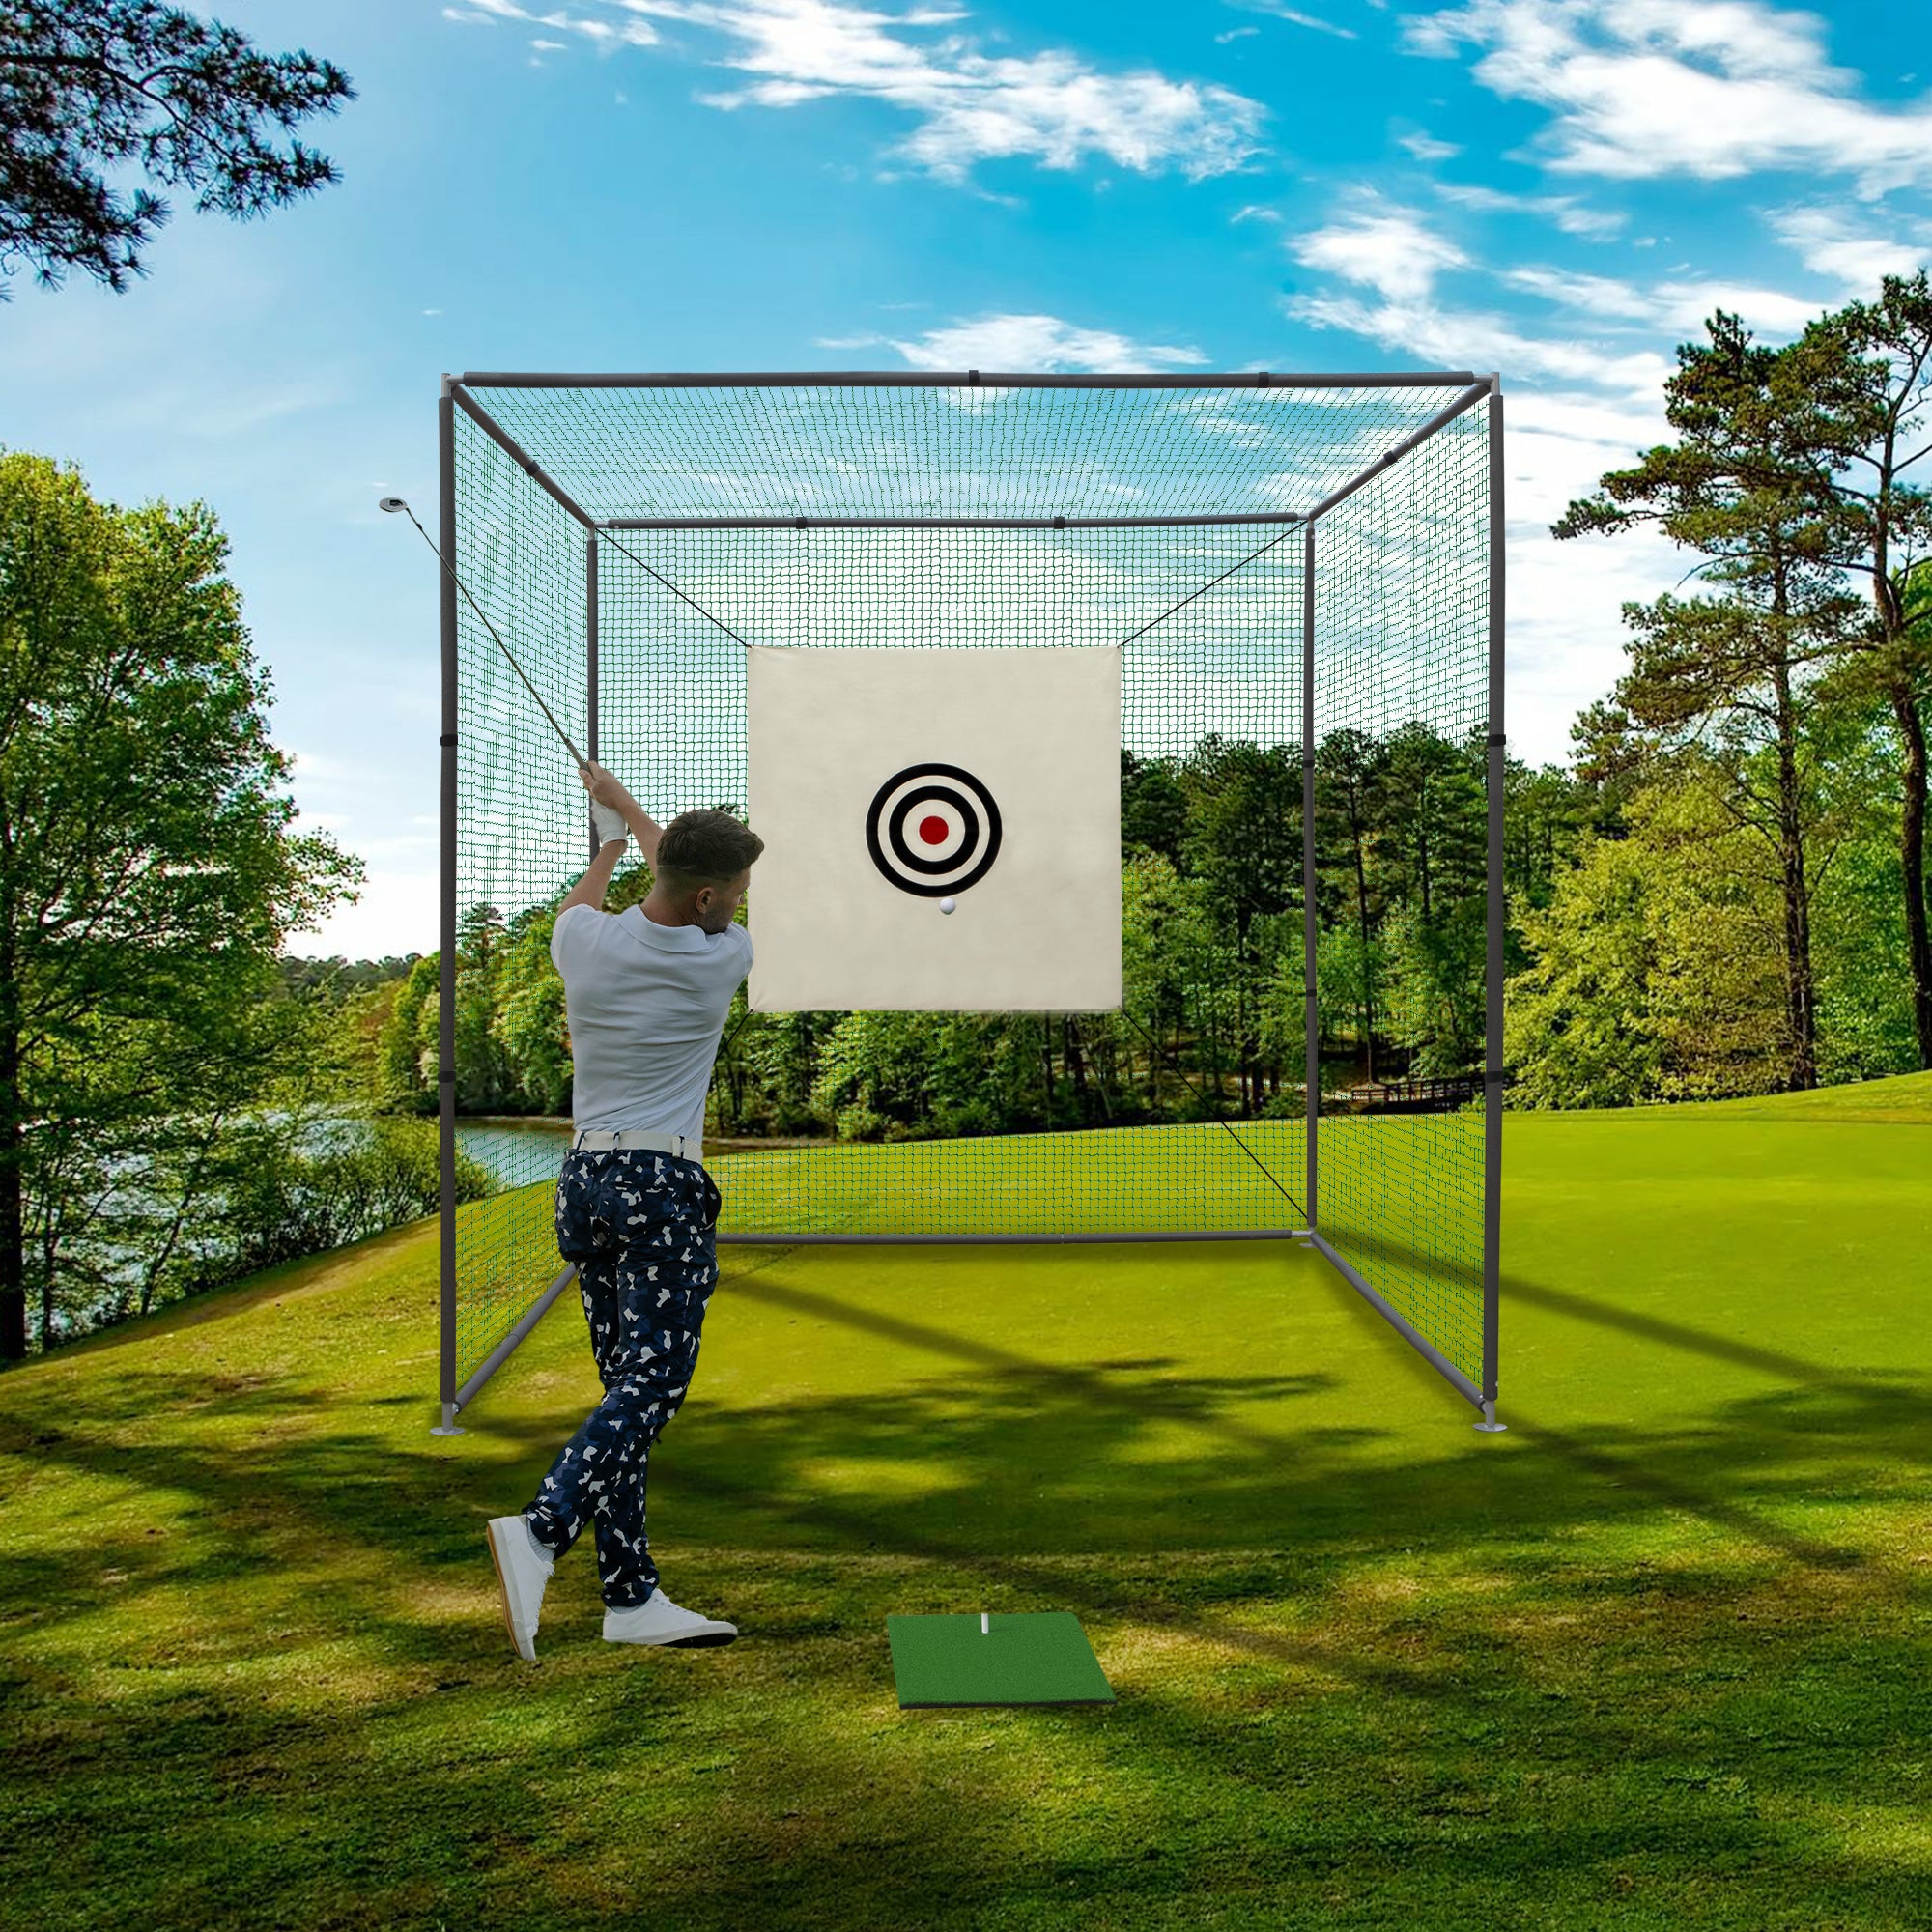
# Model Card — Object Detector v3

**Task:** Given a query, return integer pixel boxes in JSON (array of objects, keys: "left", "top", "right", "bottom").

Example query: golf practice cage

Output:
[{"left": 434, "top": 370, "right": 1505, "bottom": 1435}]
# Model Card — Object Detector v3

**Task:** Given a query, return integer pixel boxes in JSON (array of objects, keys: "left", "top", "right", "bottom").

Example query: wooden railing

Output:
[{"left": 1343, "top": 1076, "right": 1480, "bottom": 1114}]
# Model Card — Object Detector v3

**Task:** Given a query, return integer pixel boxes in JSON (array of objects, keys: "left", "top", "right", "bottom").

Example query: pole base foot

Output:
[
  {"left": 1473, "top": 1421, "right": 1508, "bottom": 1433},
  {"left": 430, "top": 1425, "right": 466, "bottom": 1436}
]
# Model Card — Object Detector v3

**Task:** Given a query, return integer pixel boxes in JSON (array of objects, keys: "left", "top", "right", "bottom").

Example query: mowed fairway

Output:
[{"left": 3, "top": 1081, "right": 1929, "bottom": 1932}]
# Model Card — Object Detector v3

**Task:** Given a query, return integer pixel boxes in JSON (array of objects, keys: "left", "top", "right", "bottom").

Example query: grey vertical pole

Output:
[
  {"left": 586, "top": 532, "right": 600, "bottom": 861},
  {"left": 1476, "top": 377, "right": 1508, "bottom": 1435},
  {"left": 433, "top": 377, "right": 464, "bottom": 1437},
  {"left": 1302, "top": 520, "right": 1319, "bottom": 1236}
]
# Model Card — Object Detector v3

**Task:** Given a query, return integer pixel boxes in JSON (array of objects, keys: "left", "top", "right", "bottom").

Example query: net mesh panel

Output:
[
  {"left": 450, "top": 405, "right": 588, "bottom": 1393},
  {"left": 475, "top": 383, "right": 1460, "bottom": 523},
  {"left": 1313, "top": 402, "right": 1492, "bottom": 1390},
  {"left": 594, "top": 521, "right": 1306, "bottom": 1243},
  {"left": 445, "top": 379, "right": 1490, "bottom": 1406}
]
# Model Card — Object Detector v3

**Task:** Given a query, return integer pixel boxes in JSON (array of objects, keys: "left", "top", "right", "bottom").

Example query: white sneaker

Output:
[
  {"left": 603, "top": 1589, "right": 738, "bottom": 1648},
  {"left": 486, "top": 1515, "right": 555, "bottom": 1662}
]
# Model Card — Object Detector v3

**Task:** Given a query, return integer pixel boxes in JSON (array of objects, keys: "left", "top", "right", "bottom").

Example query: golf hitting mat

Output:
[{"left": 888, "top": 1612, "right": 1116, "bottom": 1708}]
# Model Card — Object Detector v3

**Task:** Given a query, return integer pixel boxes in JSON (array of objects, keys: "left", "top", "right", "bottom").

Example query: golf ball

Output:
[{"left": 940, "top": 897, "right": 956, "bottom": 914}]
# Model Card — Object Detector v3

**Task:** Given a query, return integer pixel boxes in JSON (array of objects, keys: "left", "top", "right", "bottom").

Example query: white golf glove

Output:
[{"left": 590, "top": 801, "right": 629, "bottom": 847}]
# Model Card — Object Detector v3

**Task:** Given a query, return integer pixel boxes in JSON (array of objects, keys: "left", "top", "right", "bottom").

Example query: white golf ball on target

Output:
[{"left": 940, "top": 897, "right": 956, "bottom": 914}]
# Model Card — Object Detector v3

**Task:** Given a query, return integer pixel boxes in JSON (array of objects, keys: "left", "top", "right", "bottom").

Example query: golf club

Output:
[{"left": 381, "top": 495, "right": 589, "bottom": 772}]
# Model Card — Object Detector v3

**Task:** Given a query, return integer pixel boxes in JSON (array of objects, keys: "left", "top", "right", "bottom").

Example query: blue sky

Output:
[{"left": 6, "top": 0, "right": 1930, "bottom": 959}]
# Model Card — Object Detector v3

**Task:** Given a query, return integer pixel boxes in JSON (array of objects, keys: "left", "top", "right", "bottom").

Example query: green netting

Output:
[
  {"left": 441, "top": 378, "right": 1497, "bottom": 1418},
  {"left": 447, "top": 404, "right": 588, "bottom": 1396},
  {"left": 1313, "top": 398, "right": 1492, "bottom": 1393},
  {"left": 472, "top": 381, "right": 1467, "bottom": 524}
]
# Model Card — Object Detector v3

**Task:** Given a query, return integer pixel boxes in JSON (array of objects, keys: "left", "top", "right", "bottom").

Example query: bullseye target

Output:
[{"left": 866, "top": 763, "right": 1004, "bottom": 899}]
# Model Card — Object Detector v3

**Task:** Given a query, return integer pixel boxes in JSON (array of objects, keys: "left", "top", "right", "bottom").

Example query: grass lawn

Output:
[{"left": 2, "top": 1078, "right": 1929, "bottom": 1931}]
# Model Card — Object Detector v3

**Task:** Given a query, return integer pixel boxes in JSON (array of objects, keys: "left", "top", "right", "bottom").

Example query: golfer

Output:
[{"left": 487, "top": 760, "right": 763, "bottom": 1662}]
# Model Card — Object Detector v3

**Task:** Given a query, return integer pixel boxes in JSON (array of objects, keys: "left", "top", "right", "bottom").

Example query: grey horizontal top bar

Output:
[
  {"left": 460, "top": 369, "right": 1479, "bottom": 391},
  {"left": 599, "top": 511, "right": 1307, "bottom": 531}
]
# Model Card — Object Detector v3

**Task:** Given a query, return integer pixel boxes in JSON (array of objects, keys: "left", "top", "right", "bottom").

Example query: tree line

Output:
[
  {"left": 0, "top": 451, "right": 491, "bottom": 1359},
  {"left": 384, "top": 662, "right": 1918, "bottom": 1145},
  {"left": 387, "top": 724, "right": 1492, "bottom": 1141}
]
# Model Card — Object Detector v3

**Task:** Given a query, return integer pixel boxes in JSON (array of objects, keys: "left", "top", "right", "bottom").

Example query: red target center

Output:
[{"left": 918, "top": 814, "right": 949, "bottom": 845}]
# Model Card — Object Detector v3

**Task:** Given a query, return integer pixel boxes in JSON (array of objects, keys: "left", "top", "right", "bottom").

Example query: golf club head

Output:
[{"left": 379, "top": 497, "right": 409, "bottom": 513}]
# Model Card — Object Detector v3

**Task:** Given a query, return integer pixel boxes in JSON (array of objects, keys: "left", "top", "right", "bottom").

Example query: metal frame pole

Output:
[
  {"left": 433, "top": 378, "right": 464, "bottom": 1436},
  {"left": 586, "top": 532, "right": 600, "bottom": 862},
  {"left": 1476, "top": 377, "right": 1508, "bottom": 1435},
  {"left": 1302, "top": 521, "right": 1320, "bottom": 1241}
]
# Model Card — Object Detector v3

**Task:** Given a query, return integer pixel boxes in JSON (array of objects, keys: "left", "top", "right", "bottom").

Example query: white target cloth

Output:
[{"left": 744, "top": 644, "right": 1122, "bottom": 1012}]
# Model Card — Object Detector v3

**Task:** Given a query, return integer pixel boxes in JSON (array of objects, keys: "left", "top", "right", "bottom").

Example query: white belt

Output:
[{"left": 571, "top": 1128, "right": 702, "bottom": 1162}]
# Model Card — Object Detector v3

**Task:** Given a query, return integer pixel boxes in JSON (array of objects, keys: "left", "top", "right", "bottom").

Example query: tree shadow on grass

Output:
[
  {"left": 5, "top": 1235, "right": 1931, "bottom": 1932},
  {"left": 1304, "top": 1215, "right": 1929, "bottom": 1576},
  {"left": 6, "top": 1350, "right": 1929, "bottom": 1932}
]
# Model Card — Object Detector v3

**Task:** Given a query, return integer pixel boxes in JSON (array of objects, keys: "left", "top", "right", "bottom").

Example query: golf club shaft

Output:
[{"left": 397, "top": 504, "right": 587, "bottom": 770}]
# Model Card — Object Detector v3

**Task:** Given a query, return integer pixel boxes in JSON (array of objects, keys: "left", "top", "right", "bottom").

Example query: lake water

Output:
[
  {"left": 455, "top": 1117, "right": 575, "bottom": 1190},
  {"left": 449, "top": 1120, "right": 829, "bottom": 1190}
]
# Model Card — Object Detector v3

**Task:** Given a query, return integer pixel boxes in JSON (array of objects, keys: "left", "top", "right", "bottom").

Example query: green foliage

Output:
[
  {"left": 190, "top": 1116, "right": 491, "bottom": 1290},
  {"left": 494, "top": 905, "right": 571, "bottom": 1115},
  {"left": 1498, "top": 739, "right": 1907, "bottom": 1107},
  {"left": 1378, "top": 895, "right": 1487, "bottom": 1079},
  {"left": 0, "top": 450, "right": 365, "bottom": 1355},
  {"left": 1634, "top": 771, "right": 1790, "bottom": 1101},
  {"left": 378, "top": 953, "right": 440, "bottom": 1115},
  {"left": 278, "top": 953, "right": 422, "bottom": 1004},
  {"left": 0, "top": 1, "right": 355, "bottom": 299},
  {"left": 1555, "top": 288, "right": 1932, "bottom": 1078},
  {"left": 1504, "top": 832, "right": 1665, "bottom": 1110}
]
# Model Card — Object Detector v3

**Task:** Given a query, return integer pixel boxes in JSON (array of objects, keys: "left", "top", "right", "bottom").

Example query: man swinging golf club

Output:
[{"left": 486, "top": 760, "right": 764, "bottom": 1662}]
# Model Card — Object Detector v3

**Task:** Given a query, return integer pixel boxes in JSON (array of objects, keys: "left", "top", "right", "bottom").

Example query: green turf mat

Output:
[{"left": 888, "top": 1612, "right": 1116, "bottom": 1708}]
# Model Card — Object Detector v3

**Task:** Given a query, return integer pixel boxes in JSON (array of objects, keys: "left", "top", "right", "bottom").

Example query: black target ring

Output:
[
  {"left": 889, "top": 785, "right": 980, "bottom": 874},
  {"left": 866, "top": 763, "right": 1004, "bottom": 898}
]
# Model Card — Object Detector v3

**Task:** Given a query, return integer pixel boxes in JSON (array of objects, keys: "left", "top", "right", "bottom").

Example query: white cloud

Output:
[
  {"left": 553, "top": 2, "right": 1273, "bottom": 182},
  {"left": 1434, "top": 180, "right": 1624, "bottom": 239},
  {"left": 1274, "top": 173, "right": 1832, "bottom": 768},
  {"left": 1497, "top": 265, "right": 1826, "bottom": 337},
  {"left": 823, "top": 313, "right": 1210, "bottom": 374},
  {"left": 294, "top": 860, "right": 440, "bottom": 956},
  {"left": 1216, "top": 26, "right": 1261, "bottom": 43},
  {"left": 1283, "top": 203, "right": 1689, "bottom": 393},
  {"left": 1288, "top": 197, "right": 1470, "bottom": 301},
  {"left": 445, "top": 0, "right": 660, "bottom": 42},
  {"left": 1400, "top": 130, "right": 1462, "bottom": 160},
  {"left": 1232, "top": 203, "right": 1284, "bottom": 222},
  {"left": 1288, "top": 287, "right": 1671, "bottom": 395},
  {"left": 1405, "top": 0, "right": 1932, "bottom": 195},
  {"left": 1498, "top": 383, "right": 1690, "bottom": 761},
  {"left": 1248, "top": 6, "right": 1358, "bottom": 38},
  {"left": 1765, "top": 205, "right": 1932, "bottom": 293}
]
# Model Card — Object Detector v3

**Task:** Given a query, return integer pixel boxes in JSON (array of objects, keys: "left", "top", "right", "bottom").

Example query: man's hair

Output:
[{"left": 654, "top": 809, "right": 765, "bottom": 895}]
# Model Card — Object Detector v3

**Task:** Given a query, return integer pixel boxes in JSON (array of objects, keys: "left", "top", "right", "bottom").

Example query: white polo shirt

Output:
[{"left": 550, "top": 903, "right": 754, "bottom": 1153}]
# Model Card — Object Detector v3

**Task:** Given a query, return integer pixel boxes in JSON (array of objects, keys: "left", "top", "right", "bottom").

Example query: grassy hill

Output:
[
  {"left": 3, "top": 1075, "right": 1930, "bottom": 1931},
  {"left": 1611, "top": 1066, "right": 1932, "bottom": 1123}
]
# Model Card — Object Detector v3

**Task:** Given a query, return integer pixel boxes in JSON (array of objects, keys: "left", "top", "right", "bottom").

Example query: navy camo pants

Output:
[{"left": 521, "top": 1149, "right": 722, "bottom": 1608}]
